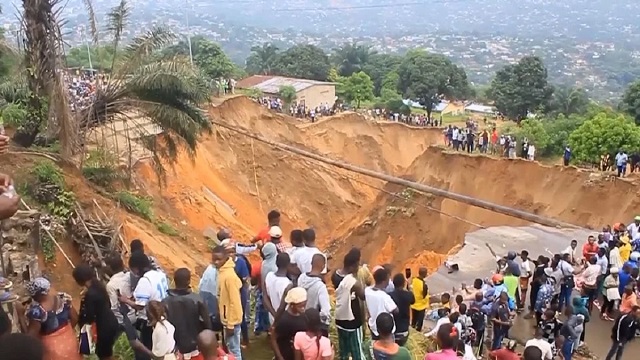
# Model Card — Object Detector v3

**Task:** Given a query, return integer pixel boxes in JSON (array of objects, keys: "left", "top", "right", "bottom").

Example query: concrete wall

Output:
[{"left": 296, "top": 84, "right": 336, "bottom": 109}]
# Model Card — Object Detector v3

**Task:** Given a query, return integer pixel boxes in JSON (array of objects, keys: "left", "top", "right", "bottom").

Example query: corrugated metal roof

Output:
[
  {"left": 253, "top": 76, "right": 330, "bottom": 93},
  {"left": 236, "top": 75, "right": 275, "bottom": 88},
  {"left": 465, "top": 103, "right": 495, "bottom": 113}
]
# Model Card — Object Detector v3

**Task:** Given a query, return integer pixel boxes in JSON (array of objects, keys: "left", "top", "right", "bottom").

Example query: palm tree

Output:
[
  {"left": 81, "top": 0, "right": 212, "bottom": 179},
  {"left": 246, "top": 43, "right": 279, "bottom": 75},
  {"left": 549, "top": 86, "right": 590, "bottom": 117},
  {"left": 14, "top": 0, "right": 73, "bottom": 155},
  {"left": 332, "top": 42, "right": 376, "bottom": 77}
]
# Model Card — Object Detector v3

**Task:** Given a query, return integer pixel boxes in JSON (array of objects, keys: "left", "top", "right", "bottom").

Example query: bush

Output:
[
  {"left": 82, "top": 167, "right": 119, "bottom": 188},
  {"left": 30, "top": 160, "right": 65, "bottom": 188},
  {"left": 116, "top": 191, "right": 153, "bottom": 221},
  {"left": 156, "top": 221, "right": 179, "bottom": 236}
]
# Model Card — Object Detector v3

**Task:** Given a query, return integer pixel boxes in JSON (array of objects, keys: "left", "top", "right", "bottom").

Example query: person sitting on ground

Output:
[
  {"left": 489, "top": 339, "right": 519, "bottom": 360},
  {"left": 425, "top": 311, "right": 461, "bottom": 338},
  {"left": 389, "top": 273, "right": 415, "bottom": 346},
  {"left": 197, "top": 330, "right": 235, "bottom": 360},
  {"left": 363, "top": 312, "right": 412, "bottom": 360},
  {"left": 424, "top": 323, "right": 458, "bottom": 360},
  {"left": 294, "top": 308, "right": 333, "bottom": 360}
]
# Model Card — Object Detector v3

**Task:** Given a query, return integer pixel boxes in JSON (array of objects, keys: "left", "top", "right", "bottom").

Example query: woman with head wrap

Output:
[
  {"left": 254, "top": 242, "right": 278, "bottom": 335},
  {"left": 23, "top": 277, "right": 82, "bottom": 360}
]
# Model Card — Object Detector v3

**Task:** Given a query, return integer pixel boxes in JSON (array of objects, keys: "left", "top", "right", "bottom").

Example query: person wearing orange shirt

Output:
[
  {"left": 252, "top": 210, "right": 281, "bottom": 245},
  {"left": 582, "top": 236, "right": 599, "bottom": 263},
  {"left": 620, "top": 285, "right": 638, "bottom": 313}
]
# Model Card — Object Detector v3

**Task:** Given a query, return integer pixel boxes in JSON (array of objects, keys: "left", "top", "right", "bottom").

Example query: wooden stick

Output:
[
  {"left": 19, "top": 199, "right": 75, "bottom": 269},
  {"left": 75, "top": 202, "right": 104, "bottom": 263}
]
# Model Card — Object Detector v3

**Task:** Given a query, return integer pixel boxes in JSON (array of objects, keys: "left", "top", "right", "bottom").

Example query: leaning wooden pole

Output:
[{"left": 211, "top": 119, "right": 579, "bottom": 230}]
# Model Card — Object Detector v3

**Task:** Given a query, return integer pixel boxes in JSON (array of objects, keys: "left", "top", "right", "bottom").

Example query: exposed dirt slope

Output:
[
  {"left": 128, "top": 96, "right": 445, "bottom": 256},
  {"left": 210, "top": 96, "right": 443, "bottom": 174},
  {"left": 337, "top": 147, "right": 640, "bottom": 272}
]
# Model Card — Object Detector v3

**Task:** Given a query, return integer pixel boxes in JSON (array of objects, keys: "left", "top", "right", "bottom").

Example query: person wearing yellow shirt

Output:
[
  {"left": 410, "top": 267, "right": 429, "bottom": 331},
  {"left": 620, "top": 234, "right": 632, "bottom": 262}
]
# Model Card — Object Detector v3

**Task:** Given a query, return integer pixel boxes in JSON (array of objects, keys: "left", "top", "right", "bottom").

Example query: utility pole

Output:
[
  {"left": 82, "top": 27, "right": 93, "bottom": 69},
  {"left": 184, "top": 0, "right": 194, "bottom": 65}
]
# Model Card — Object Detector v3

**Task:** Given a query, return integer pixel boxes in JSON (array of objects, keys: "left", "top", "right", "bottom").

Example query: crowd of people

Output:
[
  {"left": 1, "top": 169, "right": 640, "bottom": 360},
  {"left": 63, "top": 69, "right": 105, "bottom": 112},
  {"left": 442, "top": 125, "right": 539, "bottom": 161},
  {"left": 254, "top": 97, "right": 340, "bottom": 122}
]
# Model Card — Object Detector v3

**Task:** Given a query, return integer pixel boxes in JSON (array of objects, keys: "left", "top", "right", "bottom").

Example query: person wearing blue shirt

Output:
[
  {"left": 624, "top": 252, "right": 639, "bottom": 271},
  {"left": 563, "top": 146, "right": 572, "bottom": 166},
  {"left": 618, "top": 264, "right": 632, "bottom": 296}
]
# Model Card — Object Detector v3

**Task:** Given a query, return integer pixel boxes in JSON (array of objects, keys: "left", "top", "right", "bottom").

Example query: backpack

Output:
[{"left": 469, "top": 306, "right": 486, "bottom": 331}]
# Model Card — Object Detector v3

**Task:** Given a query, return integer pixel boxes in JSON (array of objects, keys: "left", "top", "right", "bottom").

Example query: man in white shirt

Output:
[
  {"left": 119, "top": 252, "right": 168, "bottom": 314},
  {"left": 518, "top": 250, "right": 532, "bottom": 311},
  {"left": 525, "top": 327, "right": 553, "bottom": 360},
  {"left": 627, "top": 216, "right": 640, "bottom": 242},
  {"left": 293, "top": 229, "right": 327, "bottom": 275},
  {"left": 365, "top": 268, "right": 398, "bottom": 339},
  {"left": 264, "top": 252, "right": 293, "bottom": 324},
  {"left": 106, "top": 256, "right": 136, "bottom": 324},
  {"left": 119, "top": 251, "right": 169, "bottom": 352},
  {"left": 562, "top": 240, "right": 579, "bottom": 265}
]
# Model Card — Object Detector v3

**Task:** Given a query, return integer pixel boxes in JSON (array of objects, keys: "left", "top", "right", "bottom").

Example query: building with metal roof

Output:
[{"left": 237, "top": 75, "right": 337, "bottom": 110}]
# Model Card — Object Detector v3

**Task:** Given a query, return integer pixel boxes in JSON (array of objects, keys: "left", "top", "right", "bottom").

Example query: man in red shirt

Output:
[
  {"left": 582, "top": 235, "right": 599, "bottom": 263},
  {"left": 252, "top": 210, "right": 281, "bottom": 245}
]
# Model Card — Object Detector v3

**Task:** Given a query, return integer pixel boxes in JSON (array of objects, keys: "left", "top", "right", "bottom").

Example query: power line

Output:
[{"left": 209, "top": 115, "right": 580, "bottom": 230}]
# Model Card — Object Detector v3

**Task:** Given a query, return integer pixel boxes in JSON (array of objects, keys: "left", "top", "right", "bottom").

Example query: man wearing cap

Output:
[
  {"left": 268, "top": 226, "right": 292, "bottom": 254},
  {"left": 219, "top": 236, "right": 252, "bottom": 348}
]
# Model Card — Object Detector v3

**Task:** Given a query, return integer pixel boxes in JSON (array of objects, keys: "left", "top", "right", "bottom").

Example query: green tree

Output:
[
  {"left": 488, "top": 56, "right": 554, "bottom": 121},
  {"left": 331, "top": 42, "right": 376, "bottom": 77},
  {"left": 547, "top": 86, "right": 590, "bottom": 117},
  {"left": 193, "top": 38, "right": 235, "bottom": 79},
  {"left": 620, "top": 80, "right": 640, "bottom": 124},
  {"left": 245, "top": 43, "right": 280, "bottom": 75},
  {"left": 65, "top": 45, "right": 115, "bottom": 70},
  {"left": 514, "top": 119, "right": 550, "bottom": 153},
  {"left": 362, "top": 54, "right": 402, "bottom": 96},
  {"left": 568, "top": 112, "right": 640, "bottom": 164},
  {"left": 397, "top": 50, "right": 470, "bottom": 119},
  {"left": 273, "top": 44, "right": 330, "bottom": 81},
  {"left": 542, "top": 114, "right": 586, "bottom": 157},
  {"left": 341, "top": 71, "right": 374, "bottom": 108},
  {"left": 278, "top": 85, "right": 296, "bottom": 114},
  {"left": 379, "top": 71, "right": 402, "bottom": 105}
]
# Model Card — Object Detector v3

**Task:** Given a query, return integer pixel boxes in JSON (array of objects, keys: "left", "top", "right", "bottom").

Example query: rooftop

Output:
[{"left": 236, "top": 75, "right": 336, "bottom": 93}]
